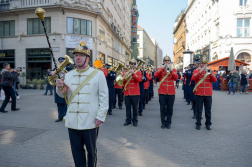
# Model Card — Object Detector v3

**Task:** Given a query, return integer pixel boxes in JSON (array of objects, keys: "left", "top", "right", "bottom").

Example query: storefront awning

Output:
[{"left": 208, "top": 57, "right": 250, "bottom": 67}]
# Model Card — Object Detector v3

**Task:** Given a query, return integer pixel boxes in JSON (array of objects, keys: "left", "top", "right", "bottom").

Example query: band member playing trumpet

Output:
[
  {"left": 155, "top": 56, "right": 178, "bottom": 129},
  {"left": 123, "top": 58, "right": 142, "bottom": 127},
  {"left": 56, "top": 41, "right": 108, "bottom": 167},
  {"left": 191, "top": 56, "right": 217, "bottom": 130}
]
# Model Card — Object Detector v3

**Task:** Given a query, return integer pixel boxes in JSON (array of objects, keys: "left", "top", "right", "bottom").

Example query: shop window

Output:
[
  {"left": 237, "top": 18, "right": 250, "bottom": 37},
  {"left": 0, "top": 20, "right": 15, "bottom": 36},
  {"left": 0, "top": 50, "right": 14, "bottom": 70},
  {"left": 67, "top": 17, "right": 92, "bottom": 36},
  {"left": 27, "top": 17, "right": 50, "bottom": 35}
]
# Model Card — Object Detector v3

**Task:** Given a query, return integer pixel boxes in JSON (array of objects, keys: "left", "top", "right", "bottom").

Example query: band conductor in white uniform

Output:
[{"left": 56, "top": 41, "right": 108, "bottom": 167}]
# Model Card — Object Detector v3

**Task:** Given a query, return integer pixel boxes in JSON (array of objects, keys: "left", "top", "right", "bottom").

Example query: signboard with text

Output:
[
  {"left": 66, "top": 36, "right": 93, "bottom": 50},
  {"left": 132, "top": 9, "right": 137, "bottom": 43}
]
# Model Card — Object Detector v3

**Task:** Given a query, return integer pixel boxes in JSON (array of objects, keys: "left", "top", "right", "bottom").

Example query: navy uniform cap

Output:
[
  {"left": 58, "top": 57, "right": 65, "bottom": 62},
  {"left": 105, "top": 64, "right": 111, "bottom": 68},
  {"left": 195, "top": 58, "right": 200, "bottom": 63},
  {"left": 189, "top": 64, "right": 194, "bottom": 67}
]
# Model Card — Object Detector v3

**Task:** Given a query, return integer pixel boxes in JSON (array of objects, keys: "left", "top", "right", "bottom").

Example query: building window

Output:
[
  {"left": 67, "top": 18, "right": 92, "bottom": 36},
  {"left": 118, "top": 44, "right": 121, "bottom": 54},
  {"left": 107, "top": 34, "right": 113, "bottom": 48},
  {"left": 114, "top": 40, "right": 117, "bottom": 50},
  {"left": 123, "top": 48, "right": 125, "bottom": 56},
  {"left": 27, "top": 18, "right": 50, "bottom": 35},
  {"left": 137, "top": 35, "right": 139, "bottom": 39},
  {"left": 0, "top": 0, "right": 10, "bottom": 11},
  {"left": 237, "top": 52, "right": 251, "bottom": 62},
  {"left": 99, "top": 26, "right": 105, "bottom": 41},
  {"left": 240, "top": 0, "right": 247, "bottom": 6},
  {"left": 237, "top": 19, "right": 250, "bottom": 37},
  {"left": 0, "top": 20, "right": 15, "bottom": 36},
  {"left": 137, "top": 43, "right": 139, "bottom": 47}
]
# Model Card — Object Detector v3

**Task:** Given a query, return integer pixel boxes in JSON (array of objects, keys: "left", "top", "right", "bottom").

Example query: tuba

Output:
[{"left": 48, "top": 55, "right": 74, "bottom": 86}]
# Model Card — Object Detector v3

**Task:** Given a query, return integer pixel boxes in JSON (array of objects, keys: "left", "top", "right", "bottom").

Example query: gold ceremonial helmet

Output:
[
  {"left": 201, "top": 56, "right": 208, "bottom": 63},
  {"left": 163, "top": 55, "right": 171, "bottom": 61},
  {"left": 73, "top": 41, "right": 91, "bottom": 56},
  {"left": 129, "top": 58, "right": 137, "bottom": 63}
]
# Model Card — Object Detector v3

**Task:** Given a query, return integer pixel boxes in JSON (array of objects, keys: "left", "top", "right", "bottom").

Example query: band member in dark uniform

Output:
[
  {"left": 176, "top": 71, "right": 181, "bottom": 89},
  {"left": 144, "top": 66, "right": 151, "bottom": 105},
  {"left": 51, "top": 57, "right": 73, "bottom": 122},
  {"left": 149, "top": 66, "right": 154, "bottom": 100},
  {"left": 155, "top": 56, "right": 178, "bottom": 129},
  {"left": 138, "top": 64, "right": 147, "bottom": 116},
  {"left": 184, "top": 66, "right": 192, "bottom": 105},
  {"left": 114, "top": 80, "right": 123, "bottom": 110},
  {"left": 191, "top": 56, "right": 217, "bottom": 130},
  {"left": 106, "top": 64, "right": 116, "bottom": 115},
  {"left": 123, "top": 59, "right": 142, "bottom": 127}
]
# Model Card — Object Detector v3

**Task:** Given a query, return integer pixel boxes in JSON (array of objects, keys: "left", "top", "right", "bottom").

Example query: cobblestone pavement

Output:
[{"left": 0, "top": 86, "right": 251, "bottom": 167}]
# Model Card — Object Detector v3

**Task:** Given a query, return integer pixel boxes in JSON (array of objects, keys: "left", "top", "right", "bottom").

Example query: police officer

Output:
[
  {"left": 191, "top": 56, "right": 217, "bottom": 130},
  {"left": 106, "top": 64, "right": 116, "bottom": 115},
  {"left": 138, "top": 64, "right": 147, "bottom": 116},
  {"left": 52, "top": 57, "right": 73, "bottom": 122},
  {"left": 155, "top": 56, "right": 178, "bottom": 129},
  {"left": 123, "top": 59, "right": 142, "bottom": 127}
]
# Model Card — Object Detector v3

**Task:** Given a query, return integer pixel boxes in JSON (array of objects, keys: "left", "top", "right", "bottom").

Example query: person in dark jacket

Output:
[
  {"left": 106, "top": 64, "right": 116, "bottom": 115},
  {"left": 138, "top": 66, "right": 147, "bottom": 116},
  {"left": 0, "top": 63, "right": 20, "bottom": 113},
  {"left": 43, "top": 68, "right": 53, "bottom": 95},
  {"left": 11, "top": 69, "right": 19, "bottom": 99},
  {"left": 240, "top": 70, "right": 248, "bottom": 94},
  {"left": 176, "top": 71, "right": 181, "bottom": 89}
]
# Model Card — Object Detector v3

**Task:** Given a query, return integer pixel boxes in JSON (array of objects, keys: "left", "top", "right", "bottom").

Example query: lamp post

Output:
[{"left": 183, "top": 49, "right": 193, "bottom": 72}]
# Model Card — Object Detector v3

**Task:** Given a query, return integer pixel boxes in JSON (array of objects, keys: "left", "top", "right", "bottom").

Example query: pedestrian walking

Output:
[
  {"left": 0, "top": 63, "right": 20, "bottom": 113},
  {"left": 176, "top": 71, "right": 181, "bottom": 89},
  {"left": 11, "top": 69, "right": 20, "bottom": 99}
]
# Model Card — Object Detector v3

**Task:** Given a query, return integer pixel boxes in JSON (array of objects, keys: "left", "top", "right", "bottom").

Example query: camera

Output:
[{"left": 17, "top": 67, "right": 22, "bottom": 72}]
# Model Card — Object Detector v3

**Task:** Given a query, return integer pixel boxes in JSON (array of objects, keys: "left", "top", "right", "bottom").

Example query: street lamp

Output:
[{"left": 183, "top": 49, "right": 193, "bottom": 72}]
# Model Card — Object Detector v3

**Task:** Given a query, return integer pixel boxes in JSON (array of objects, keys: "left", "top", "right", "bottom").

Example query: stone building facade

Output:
[{"left": 0, "top": 0, "right": 133, "bottom": 84}]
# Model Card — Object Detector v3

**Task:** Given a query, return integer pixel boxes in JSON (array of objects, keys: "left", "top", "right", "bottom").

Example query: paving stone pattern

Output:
[{"left": 0, "top": 86, "right": 251, "bottom": 167}]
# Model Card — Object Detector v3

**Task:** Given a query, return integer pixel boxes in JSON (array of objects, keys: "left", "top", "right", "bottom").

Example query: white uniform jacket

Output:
[{"left": 57, "top": 66, "right": 108, "bottom": 130}]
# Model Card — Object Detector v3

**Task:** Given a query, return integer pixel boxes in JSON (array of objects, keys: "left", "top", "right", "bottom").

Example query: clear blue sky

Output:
[{"left": 137, "top": 0, "right": 188, "bottom": 62}]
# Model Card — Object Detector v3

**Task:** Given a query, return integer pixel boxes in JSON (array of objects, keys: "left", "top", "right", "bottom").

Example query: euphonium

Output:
[{"left": 48, "top": 55, "right": 74, "bottom": 86}]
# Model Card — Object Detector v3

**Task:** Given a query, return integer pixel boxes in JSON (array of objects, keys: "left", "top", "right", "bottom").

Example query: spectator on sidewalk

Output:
[
  {"left": 240, "top": 70, "right": 248, "bottom": 94},
  {"left": 0, "top": 63, "right": 20, "bottom": 113},
  {"left": 248, "top": 70, "right": 252, "bottom": 79},
  {"left": 227, "top": 70, "right": 239, "bottom": 95},
  {"left": 176, "top": 71, "right": 181, "bottom": 89},
  {"left": 44, "top": 68, "right": 53, "bottom": 95},
  {"left": 236, "top": 72, "right": 240, "bottom": 92}
]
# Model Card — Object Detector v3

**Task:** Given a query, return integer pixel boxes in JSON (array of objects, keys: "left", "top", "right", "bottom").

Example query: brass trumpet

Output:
[{"left": 48, "top": 55, "right": 74, "bottom": 86}]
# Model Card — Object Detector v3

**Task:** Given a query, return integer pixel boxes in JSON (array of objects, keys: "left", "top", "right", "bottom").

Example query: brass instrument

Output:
[
  {"left": 107, "top": 66, "right": 115, "bottom": 73},
  {"left": 207, "top": 69, "right": 212, "bottom": 74},
  {"left": 117, "top": 58, "right": 145, "bottom": 86},
  {"left": 48, "top": 55, "right": 74, "bottom": 86},
  {"left": 114, "top": 62, "right": 125, "bottom": 86}
]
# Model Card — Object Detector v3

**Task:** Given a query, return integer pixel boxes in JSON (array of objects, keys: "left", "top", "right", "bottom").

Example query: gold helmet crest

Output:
[
  {"left": 163, "top": 55, "right": 171, "bottom": 61},
  {"left": 73, "top": 41, "right": 91, "bottom": 56}
]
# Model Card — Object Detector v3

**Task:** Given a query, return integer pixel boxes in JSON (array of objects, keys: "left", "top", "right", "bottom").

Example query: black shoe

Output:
[
  {"left": 11, "top": 108, "right": 20, "bottom": 111},
  {"left": 133, "top": 123, "right": 138, "bottom": 127},
  {"left": 196, "top": 125, "right": 201, "bottom": 130},
  {"left": 119, "top": 106, "right": 122, "bottom": 109},
  {"left": 124, "top": 122, "right": 131, "bottom": 126},
  {"left": 55, "top": 119, "right": 63, "bottom": 122},
  {"left": 191, "top": 108, "right": 193, "bottom": 110},
  {"left": 166, "top": 124, "right": 171, "bottom": 129},
  {"left": 192, "top": 116, "right": 196, "bottom": 119},
  {"left": 161, "top": 125, "right": 165, "bottom": 129},
  {"left": 0, "top": 110, "right": 8, "bottom": 113},
  {"left": 139, "top": 113, "right": 143, "bottom": 116},
  {"left": 43, "top": 94, "right": 47, "bottom": 95},
  {"left": 108, "top": 112, "right": 112, "bottom": 115},
  {"left": 206, "top": 126, "right": 211, "bottom": 130},
  {"left": 187, "top": 103, "right": 190, "bottom": 105},
  {"left": 49, "top": 94, "right": 53, "bottom": 95}
]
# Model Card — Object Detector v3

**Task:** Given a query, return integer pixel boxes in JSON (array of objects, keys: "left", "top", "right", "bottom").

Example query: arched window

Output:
[{"left": 237, "top": 52, "right": 251, "bottom": 62}]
